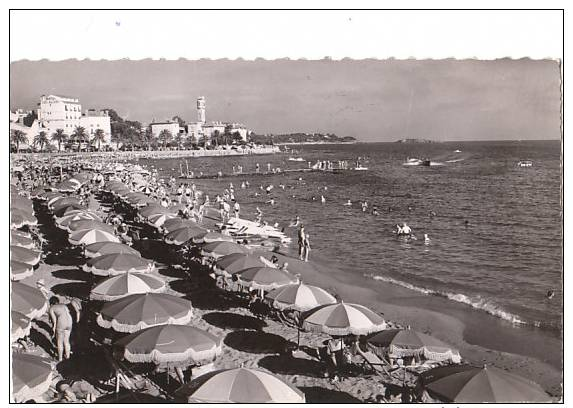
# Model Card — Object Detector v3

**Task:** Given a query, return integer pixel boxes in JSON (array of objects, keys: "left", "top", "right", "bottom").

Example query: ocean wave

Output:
[{"left": 365, "top": 274, "right": 528, "bottom": 326}]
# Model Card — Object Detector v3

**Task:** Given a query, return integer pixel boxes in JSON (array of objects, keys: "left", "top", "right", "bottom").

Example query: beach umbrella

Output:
[
  {"left": 193, "top": 231, "right": 234, "bottom": 244},
  {"left": 49, "top": 196, "right": 81, "bottom": 211},
  {"left": 177, "top": 367, "right": 305, "bottom": 403},
  {"left": 147, "top": 213, "right": 178, "bottom": 229},
  {"left": 69, "top": 228, "right": 120, "bottom": 246},
  {"left": 96, "top": 293, "right": 194, "bottom": 333},
  {"left": 11, "top": 229, "right": 32, "bottom": 239},
  {"left": 53, "top": 180, "right": 79, "bottom": 192},
  {"left": 201, "top": 241, "right": 248, "bottom": 259},
  {"left": 67, "top": 219, "right": 115, "bottom": 234},
  {"left": 11, "top": 232, "right": 35, "bottom": 249},
  {"left": 90, "top": 272, "right": 166, "bottom": 301},
  {"left": 10, "top": 246, "right": 42, "bottom": 266},
  {"left": 11, "top": 196, "right": 34, "bottom": 212},
  {"left": 115, "top": 324, "right": 223, "bottom": 365},
  {"left": 162, "top": 218, "right": 199, "bottom": 234},
  {"left": 55, "top": 211, "right": 102, "bottom": 228},
  {"left": 366, "top": 328, "right": 461, "bottom": 363},
  {"left": 11, "top": 260, "right": 35, "bottom": 281},
  {"left": 11, "top": 311, "right": 32, "bottom": 343},
  {"left": 417, "top": 364, "right": 552, "bottom": 403},
  {"left": 46, "top": 194, "right": 67, "bottom": 208},
  {"left": 103, "top": 180, "right": 126, "bottom": 192},
  {"left": 29, "top": 187, "right": 47, "bottom": 199},
  {"left": 84, "top": 253, "right": 155, "bottom": 276},
  {"left": 84, "top": 242, "right": 140, "bottom": 258},
  {"left": 12, "top": 352, "right": 54, "bottom": 403},
  {"left": 265, "top": 282, "right": 337, "bottom": 312},
  {"left": 137, "top": 185, "right": 154, "bottom": 195},
  {"left": 53, "top": 203, "right": 86, "bottom": 218},
  {"left": 234, "top": 267, "right": 299, "bottom": 291},
  {"left": 302, "top": 302, "right": 386, "bottom": 336},
  {"left": 215, "top": 253, "right": 266, "bottom": 277},
  {"left": 36, "top": 191, "right": 61, "bottom": 202},
  {"left": 165, "top": 225, "right": 208, "bottom": 246},
  {"left": 11, "top": 282, "right": 48, "bottom": 319},
  {"left": 10, "top": 210, "right": 38, "bottom": 228},
  {"left": 139, "top": 203, "right": 171, "bottom": 219}
]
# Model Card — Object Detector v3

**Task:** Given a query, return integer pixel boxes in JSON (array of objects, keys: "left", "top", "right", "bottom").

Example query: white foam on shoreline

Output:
[{"left": 366, "top": 273, "right": 528, "bottom": 326}]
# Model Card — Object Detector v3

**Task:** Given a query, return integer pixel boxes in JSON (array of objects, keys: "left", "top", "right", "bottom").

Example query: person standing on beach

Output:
[
  {"left": 303, "top": 233, "right": 311, "bottom": 261},
  {"left": 233, "top": 200, "right": 240, "bottom": 219},
  {"left": 256, "top": 163, "right": 260, "bottom": 173},
  {"left": 298, "top": 225, "right": 306, "bottom": 260},
  {"left": 48, "top": 297, "right": 74, "bottom": 361}
]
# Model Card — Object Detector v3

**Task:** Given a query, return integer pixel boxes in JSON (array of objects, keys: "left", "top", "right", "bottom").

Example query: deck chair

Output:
[{"left": 357, "top": 348, "right": 393, "bottom": 377}]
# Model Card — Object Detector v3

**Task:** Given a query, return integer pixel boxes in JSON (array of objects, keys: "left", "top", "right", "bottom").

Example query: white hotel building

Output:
[{"left": 36, "top": 94, "right": 111, "bottom": 146}]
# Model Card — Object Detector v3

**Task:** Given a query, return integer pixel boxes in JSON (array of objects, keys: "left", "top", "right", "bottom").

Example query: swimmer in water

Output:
[
  {"left": 546, "top": 290, "right": 555, "bottom": 300},
  {"left": 343, "top": 200, "right": 352, "bottom": 206},
  {"left": 321, "top": 195, "right": 326, "bottom": 204},
  {"left": 424, "top": 233, "right": 430, "bottom": 244},
  {"left": 362, "top": 201, "right": 368, "bottom": 212},
  {"left": 464, "top": 220, "right": 470, "bottom": 228}
]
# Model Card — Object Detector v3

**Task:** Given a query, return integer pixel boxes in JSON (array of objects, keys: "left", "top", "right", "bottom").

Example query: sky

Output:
[{"left": 9, "top": 58, "right": 561, "bottom": 142}]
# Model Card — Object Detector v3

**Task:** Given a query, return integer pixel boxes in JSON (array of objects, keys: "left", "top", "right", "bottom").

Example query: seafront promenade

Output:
[{"left": 10, "top": 146, "right": 281, "bottom": 161}]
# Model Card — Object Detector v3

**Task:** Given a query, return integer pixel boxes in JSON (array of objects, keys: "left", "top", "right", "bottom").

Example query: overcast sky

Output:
[{"left": 10, "top": 58, "right": 561, "bottom": 142}]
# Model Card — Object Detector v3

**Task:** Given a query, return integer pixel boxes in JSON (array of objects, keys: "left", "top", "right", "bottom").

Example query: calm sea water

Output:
[{"left": 142, "top": 140, "right": 562, "bottom": 335}]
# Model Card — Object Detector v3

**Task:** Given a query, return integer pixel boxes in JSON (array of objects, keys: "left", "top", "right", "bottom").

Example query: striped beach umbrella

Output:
[
  {"left": 115, "top": 324, "right": 223, "bottom": 365},
  {"left": 12, "top": 353, "right": 54, "bottom": 403},
  {"left": 96, "top": 293, "right": 194, "bottom": 333},
  {"left": 10, "top": 246, "right": 41, "bottom": 266},
  {"left": 67, "top": 219, "right": 115, "bottom": 234},
  {"left": 11, "top": 282, "right": 48, "bottom": 319},
  {"left": 11, "top": 260, "right": 35, "bottom": 281},
  {"left": 177, "top": 367, "right": 305, "bottom": 403},
  {"left": 11, "top": 232, "right": 35, "bottom": 249},
  {"left": 11, "top": 210, "right": 38, "bottom": 229},
  {"left": 11, "top": 311, "right": 32, "bottom": 343},
  {"left": 69, "top": 229, "right": 120, "bottom": 246},
  {"left": 265, "top": 283, "right": 337, "bottom": 312},
  {"left": 55, "top": 211, "right": 102, "bottom": 228},
  {"left": 48, "top": 196, "right": 81, "bottom": 211},
  {"left": 90, "top": 272, "right": 166, "bottom": 301},
  {"left": 201, "top": 241, "right": 248, "bottom": 260},
  {"left": 302, "top": 302, "right": 386, "bottom": 336},
  {"left": 366, "top": 328, "right": 461, "bottom": 363},
  {"left": 234, "top": 267, "right": 299, "bottom": 291},
  {"left": 84, "top": 242, "right": 140, "bottom": 258},
  {"left": 84, "top": 253, "right": 155, "bottom": 276},
  {"left": 215, "top": 253, "right": 266, "bottom": 277},
  {"left": 418, "top": 364, "right": 552, "bottom": 403},
  {"left": 165, "top": 225, "right": 208, "bottom": 246}
]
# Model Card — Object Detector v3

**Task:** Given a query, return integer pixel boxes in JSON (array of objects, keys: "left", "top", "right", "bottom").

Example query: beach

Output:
[{"left": 9, "top": 142, "right": 562, "bottom": 402}]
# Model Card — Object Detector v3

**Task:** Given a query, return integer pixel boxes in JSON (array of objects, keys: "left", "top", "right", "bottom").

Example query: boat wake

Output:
[{"left": 365, "top": 273, "right": 528, "bottom": 326}]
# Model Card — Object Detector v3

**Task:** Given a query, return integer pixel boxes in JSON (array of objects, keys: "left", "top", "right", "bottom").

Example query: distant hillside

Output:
[{"left": 250, "top": 132, "right": 356, "bottom": 145}]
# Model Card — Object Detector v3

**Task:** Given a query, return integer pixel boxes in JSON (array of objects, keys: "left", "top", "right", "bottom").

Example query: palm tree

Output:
[
  {"left": 51, "top": 129, "right": 68, "bottom": 152},
  {"left": 158, "top": 129, "right": 172, "bottom": 150},
  {"left": 11, "top": 129, "right": 27, "bottom": 153},
  {"left": 141, "top": 127, "right": 155, "bottom": 151},
  {"left": 92, "top": 129, "right": 106, "bottom": 151},
  {"left": 72, "top": 126, "right": 88, "bottom": 152},
  {"left": 174, "top": 133, "right": 183, "bottom": 150},
  {"left": 33, "top": 131, "right": 49, "bottom": 152},
  {"left": 111, "top": 133, "right": 122, "bottom": 151}
]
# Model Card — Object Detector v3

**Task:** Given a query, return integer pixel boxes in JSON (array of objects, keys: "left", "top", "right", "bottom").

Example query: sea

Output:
[{"left": 141, "top": 140, "right": 563, "bottom": 370}]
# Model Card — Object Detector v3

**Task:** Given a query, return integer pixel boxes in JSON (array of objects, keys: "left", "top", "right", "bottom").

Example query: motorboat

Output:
[
  {"left": 288, "top": 157, "right": 305, "bottom": 162},
  {"left": 221, "top": 217, "right": 291, "bottom": 244},
  {"left": 454, "top": 149, "right": 462, "bottom": 153},
  {"left": 354, "top": 165, "right": 369, "bottom": 171},
  {"left": 403, "top": 158, "right": 423, "bottom": 166},
  {"left": 517, "top": 160, "right": 533, "bottom": 167}
]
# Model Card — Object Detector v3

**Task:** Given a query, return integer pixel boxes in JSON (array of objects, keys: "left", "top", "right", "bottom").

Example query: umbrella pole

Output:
[{"left": 297, "top": 327, "right": 300, "bottom": 348}]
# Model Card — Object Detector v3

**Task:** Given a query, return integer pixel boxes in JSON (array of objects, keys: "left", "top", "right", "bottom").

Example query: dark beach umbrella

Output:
[
  {"left": 67, "top": 219, "right": 115, "bottom": 234},
  {"left": 366, "top": 328, "right": 461, "bottom": 363},
  {"left": 11, "top": 282, "right": 48, "bottom": 319},
  {"left": 139, "top": 203, "right": 171, "bottom": 219},
  {"left": 162, "top": 218, "right": 200, "bottom": 234},
  {"left": 418, "top": 364, "right": 552, "bottom": 403},
  {"left": 84, "top": 253, "right": 155, "bottom": 276},
  {"left": 11, "top": 196, "right": 34, "bottom": 212},
  {"left": 234, "top": 267, "right": 299, "bottom": 291},
  {"left": 176, "top": 367, "right": 305, "bottom": 403},
  {"left": 12, "top": 352, "right": 54, "bottom": 403},
  {"left": 165, "top": 225, "right": 208, "bottom": 246},
  {"left": 96, "top": 293, "right": 194, "bottom": 333},
  {"left": 11, "top": 210, "right": 38, "bottom": 228},
  {"left": 201, "top": 241, "right": 248, "bottom": 259},
  {"left": 11, "top": 260, "right": 35, "bottom": 281},
  {"left": 49, "top": 196, "right": 81, "bottom": 211},
  {"left": 215, "top": 253, "right": 266, "bottom": 277},
  {"left": 114, "top": 324, "right": 222, "bottom": 365},
  {"left": 84, "top": 242, "right": 140, "bottom": 258},
  {"left": 10, "top": 245, "right": 41, "bottom": 266},
  {"left": 53, "top": 203, "right": 86, "bottom": 218}
]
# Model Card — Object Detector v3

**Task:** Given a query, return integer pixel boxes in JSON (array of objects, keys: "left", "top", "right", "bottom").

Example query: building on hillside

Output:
[
  {"left": 37, "top": 94, "right": 82, "bottom": 136},
  {"left": 10, "top": 109, "right": 34, "bottom": 124},
  {"left": 80, "top": 109, "right": 112, "bottom": 145},
  {"left": 10, "top": 120, "right": 40, "bottom": 149}
]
